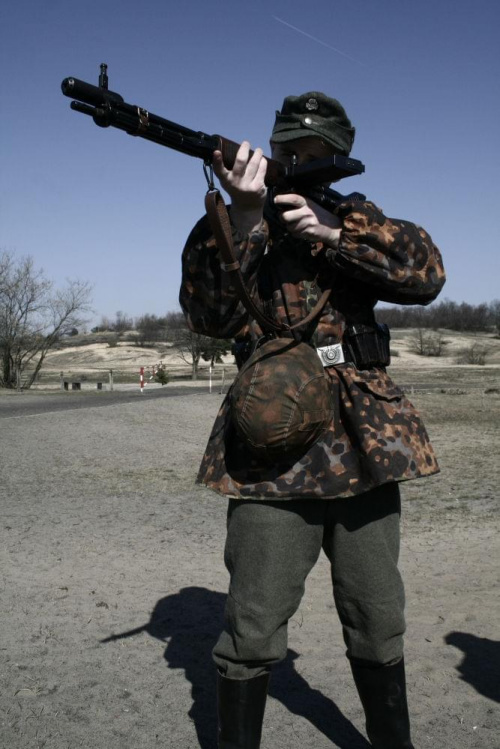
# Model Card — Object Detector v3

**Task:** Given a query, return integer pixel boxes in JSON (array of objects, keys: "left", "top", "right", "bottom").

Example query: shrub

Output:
[
  {"left": 408, "top": 329, "right": 446, "bottom": 357},
  {"left": 455, "top": 343, "right": 488, "bottom": 365},
  {"left": 154, "top": 367, "right": 170, "bottom": 386}
]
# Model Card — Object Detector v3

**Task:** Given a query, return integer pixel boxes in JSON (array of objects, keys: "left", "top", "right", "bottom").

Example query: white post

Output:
[{"left": 209, "top": 364, "right": 213, "bottom": 394}]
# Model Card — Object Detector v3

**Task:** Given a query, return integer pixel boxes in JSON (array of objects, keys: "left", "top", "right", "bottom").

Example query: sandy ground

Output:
[
  {"left": 40, "top": 339, "right": 238, "bottom": 386},
  {"left": 1, "top": 355, "right": 499, "bottom": 748}
]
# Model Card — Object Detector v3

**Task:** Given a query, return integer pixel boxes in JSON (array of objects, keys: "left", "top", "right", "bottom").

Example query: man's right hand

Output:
[{"left": 212, "top": 141, "right": 268, "bottom": 235}]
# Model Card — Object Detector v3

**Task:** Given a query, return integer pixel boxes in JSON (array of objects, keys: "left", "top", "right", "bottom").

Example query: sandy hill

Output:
[{"left": 38, "top": 329, "right": 500, "bottom": 388}]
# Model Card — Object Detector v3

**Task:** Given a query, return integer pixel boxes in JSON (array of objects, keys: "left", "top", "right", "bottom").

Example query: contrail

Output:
[{"left": 272, "top": 16, "right": 363, "bottom": 65}]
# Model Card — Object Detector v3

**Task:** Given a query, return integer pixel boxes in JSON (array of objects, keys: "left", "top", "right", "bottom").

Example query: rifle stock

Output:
[{"left": 61, "top": 65, "right": 365, "bottom": 198}]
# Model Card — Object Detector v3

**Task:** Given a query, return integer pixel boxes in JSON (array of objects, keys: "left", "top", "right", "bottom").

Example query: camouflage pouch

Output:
[{"left": 230, "top": 337, "right": 334, "bottom": 460}]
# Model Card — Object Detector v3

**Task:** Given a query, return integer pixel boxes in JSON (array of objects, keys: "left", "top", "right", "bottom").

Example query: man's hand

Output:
[
  {"left": 213, "top": 141, "right": 267, "bottom": 235},
  {"left": 274, "top": 193, "right": 342, "bottom": 247}
]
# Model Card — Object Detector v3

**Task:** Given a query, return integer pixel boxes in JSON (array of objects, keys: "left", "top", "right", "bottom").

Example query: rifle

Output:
[{"left": 61, "top": 65, "right": 365, "bottom": 211}]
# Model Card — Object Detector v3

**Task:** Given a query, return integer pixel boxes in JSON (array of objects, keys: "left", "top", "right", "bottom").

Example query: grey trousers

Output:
[{"left": 213, "top": 483, "right": 406, "bottom": 679}]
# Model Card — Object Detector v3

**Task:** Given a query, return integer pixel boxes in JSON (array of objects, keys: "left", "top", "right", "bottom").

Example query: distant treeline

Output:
[
  {"left": 376, "top": 299, "right": 500, "bottom": 333},
  {"left": 89, "top": 300, "right": 500, "bottom": 341},
  {"left": 91, "top": 310, "right": 187, "bottom": 345}
]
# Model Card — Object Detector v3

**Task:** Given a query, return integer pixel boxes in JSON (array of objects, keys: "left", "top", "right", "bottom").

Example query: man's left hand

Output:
[{"left": 274, "top": 193, "right": 341, "bottom": 247}]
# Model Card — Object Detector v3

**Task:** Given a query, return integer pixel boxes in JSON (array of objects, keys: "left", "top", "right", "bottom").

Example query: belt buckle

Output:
[{"left": 316, "top": 343, "right": 345, "bottom": 368}]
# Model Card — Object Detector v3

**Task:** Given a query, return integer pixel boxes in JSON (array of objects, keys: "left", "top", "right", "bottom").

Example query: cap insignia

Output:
[{"left": 305, "top": 98, "right": 319, "bottom": 111}]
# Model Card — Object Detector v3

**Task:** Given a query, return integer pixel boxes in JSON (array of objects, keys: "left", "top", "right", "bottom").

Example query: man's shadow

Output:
[
  {"left": 102, "top": 586, "right": 369, "bottom": 748},
  {"left": 445, "top": 631, "right": 500, "bottom": 703}
]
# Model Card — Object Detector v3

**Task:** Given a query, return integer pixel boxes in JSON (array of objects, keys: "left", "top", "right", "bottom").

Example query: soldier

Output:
[{"left": 179, "top": 92, "right": 445, "bottom": 749}]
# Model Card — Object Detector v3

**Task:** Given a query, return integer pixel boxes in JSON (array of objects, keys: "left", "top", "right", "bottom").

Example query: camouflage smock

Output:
[{"left": 179, "top": 198, "right": 446, "bottom": 500}]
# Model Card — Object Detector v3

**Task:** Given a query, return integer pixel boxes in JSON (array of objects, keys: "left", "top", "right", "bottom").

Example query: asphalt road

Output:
[
  {"left": 0, "top": 386, "right": 222, "bottom": 419},
  {"left": 0, "top": 379, "right": 480, "bottom": 420}
]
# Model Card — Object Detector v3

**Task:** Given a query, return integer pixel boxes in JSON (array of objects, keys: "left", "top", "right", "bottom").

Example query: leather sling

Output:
[{"left": 204, "top": 189, "right": 331, "bottom": 335}]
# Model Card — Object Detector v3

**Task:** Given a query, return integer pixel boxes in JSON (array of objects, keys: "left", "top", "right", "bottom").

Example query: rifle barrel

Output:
[
  {"left": 61, "top": 72, "right": 365, "bottom": 188},
  {"left": 61, "top": 77, "right": 124, "bottom": 106}
]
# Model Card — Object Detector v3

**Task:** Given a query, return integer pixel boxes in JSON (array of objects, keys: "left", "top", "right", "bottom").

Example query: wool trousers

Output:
[{"left": 213, "top": 483, "right": 406, "bottom": 679}]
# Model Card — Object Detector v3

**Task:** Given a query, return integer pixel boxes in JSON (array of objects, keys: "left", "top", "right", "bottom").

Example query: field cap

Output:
[{"left": 271, "top": 92, "right": 355, "bottom": 156}]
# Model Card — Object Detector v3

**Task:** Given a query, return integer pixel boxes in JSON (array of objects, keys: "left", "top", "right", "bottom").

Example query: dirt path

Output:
[{"left": 1, "top": 383, "right": 499, "bottom": 748}]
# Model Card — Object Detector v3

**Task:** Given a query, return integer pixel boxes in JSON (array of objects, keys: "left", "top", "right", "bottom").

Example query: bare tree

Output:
[
  {"left": 165, "top": 310, "right": 188, "bottom": 338},
  {"left": 0, "top": 252, "right": 92, "bottom": 389},
  {"left": 176, "top": 328, "right": 208, "bottom": 380},
  {"left": 112, "top": 310, "right": 134, "bottom": 333},
  {"left": 489, "top": 299, "right": 500, "bottom": 336},
  {"left": 168, "top": 311, "right": 231, "bottom": 379},
  {"left": 135, "top": 313, "right": 168, "bottom": 347}
]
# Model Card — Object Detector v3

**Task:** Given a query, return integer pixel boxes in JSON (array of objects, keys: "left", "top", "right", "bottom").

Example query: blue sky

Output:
[{"left": 1, "top": 0, "right": 499, "bottom": 325}]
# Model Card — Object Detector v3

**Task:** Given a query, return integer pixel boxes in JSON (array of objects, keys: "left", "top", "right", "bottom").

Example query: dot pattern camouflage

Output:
[
  {"left": 230, "top": 338, "right": 334, "bottom": 459},
  {"left": 179, "top": 198, "right": 446, "bottom": 500}
]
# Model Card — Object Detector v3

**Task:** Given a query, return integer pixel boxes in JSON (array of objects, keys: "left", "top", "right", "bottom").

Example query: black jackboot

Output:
[
  {"left": 217, "top": 671, "right": 270, "bottom": 749},
  {"left": 350, "top": 658, "right": 415, "bottom": 749}
]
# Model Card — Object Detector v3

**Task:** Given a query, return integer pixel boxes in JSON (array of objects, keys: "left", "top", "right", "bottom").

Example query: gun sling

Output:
[
  {"left": 204, "top": 189, "right": 331, "bottom": 337},
  {"left": 204, "top": 189, "right": 390, "bottom": 371}
]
